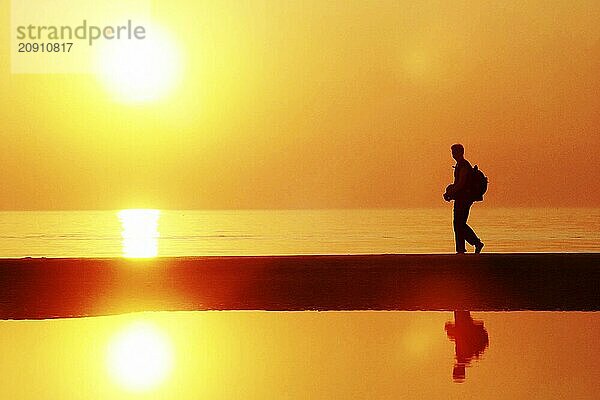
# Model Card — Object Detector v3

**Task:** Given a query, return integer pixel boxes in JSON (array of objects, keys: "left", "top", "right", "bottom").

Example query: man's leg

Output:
[
  {"left": 453, "top": 204, "right": 468, "bottom": 253},
  {"left": 461, "top": 201, "right": 483, "bottom": 249}
]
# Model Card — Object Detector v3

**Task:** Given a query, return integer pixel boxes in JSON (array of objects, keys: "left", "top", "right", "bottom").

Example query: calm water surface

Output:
[
  {"left": 0, "top": 311, "right": 599, "bottom": 399},
  {"left": 0, "top": 208, "right": 598, "bottom": 257},
  {"left": 1, "top": 209, "right": 598, "bottom": 398}
]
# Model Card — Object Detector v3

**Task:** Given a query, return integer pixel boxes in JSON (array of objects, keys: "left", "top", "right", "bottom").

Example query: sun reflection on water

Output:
[
  {"left": 107, "top": 321, "right": 174, "bottom": 392},
  {"left": 118, "top": 209, "right": 160, "bottom": 258}
]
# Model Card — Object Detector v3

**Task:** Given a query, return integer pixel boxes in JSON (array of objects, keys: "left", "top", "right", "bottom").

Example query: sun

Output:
[
  {"left": 107, "top": 321, "right": 174, "bottom": 392},
  {"left": 97, "top": 25, "right": 181, "bottom": 103}
]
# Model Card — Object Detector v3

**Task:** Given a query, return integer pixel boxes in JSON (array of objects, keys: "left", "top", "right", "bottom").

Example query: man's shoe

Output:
[
  {"left": 456, "top": 251, "right": 466, "bottom": 255},
  {"left": 475, "top": 242, "right": 484, "bottom": 254}
]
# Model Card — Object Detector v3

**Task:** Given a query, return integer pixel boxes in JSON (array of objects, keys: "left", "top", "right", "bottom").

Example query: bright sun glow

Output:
[
  {"left": 118, "top": 209, "right": 160, "bottom": 258},
  {"left": 107, "top": 321, "right": 174, "bottom": 392},
  {"left": 98, "top": 25, "right": 181, "bottom": 103}
]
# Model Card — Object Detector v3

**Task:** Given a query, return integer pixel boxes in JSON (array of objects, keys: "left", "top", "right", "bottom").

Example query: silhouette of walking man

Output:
[{"left": 444, "top": 144, "right": 484, "bottom": 254}]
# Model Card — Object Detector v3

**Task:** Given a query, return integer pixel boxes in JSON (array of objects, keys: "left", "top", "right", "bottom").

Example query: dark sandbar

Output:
[{"left": 0, "top": 253, "right": 598, "bottom": 319}]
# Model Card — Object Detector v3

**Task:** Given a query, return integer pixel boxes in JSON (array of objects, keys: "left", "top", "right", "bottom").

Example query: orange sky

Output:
[{"left": 1, "top": 1, "right": 599, "bottom": 210}]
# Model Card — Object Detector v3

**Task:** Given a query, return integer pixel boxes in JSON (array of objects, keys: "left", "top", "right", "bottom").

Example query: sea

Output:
[
  {"left": 0, "top": 208, "right": 598, "bottom": 399},
  {"left": 0, "top": 208, "right": 598, "bottom": 257}
]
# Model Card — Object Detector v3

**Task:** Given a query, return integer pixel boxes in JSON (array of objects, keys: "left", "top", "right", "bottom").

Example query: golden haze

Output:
[{"left": 1, "top": 1, "right": 599, "bottom": 209}]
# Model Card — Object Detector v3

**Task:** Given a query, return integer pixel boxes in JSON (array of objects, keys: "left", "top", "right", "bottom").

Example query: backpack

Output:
[{"left": 470, "top": 165, "right": 488, "bottom": 201}]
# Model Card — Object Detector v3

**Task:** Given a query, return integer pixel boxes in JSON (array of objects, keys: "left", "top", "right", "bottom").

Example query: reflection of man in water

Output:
[{"left": 445, "top": 311, "right": 489, "bottom": 383}]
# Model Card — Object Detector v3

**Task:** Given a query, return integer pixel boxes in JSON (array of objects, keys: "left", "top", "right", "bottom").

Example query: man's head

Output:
[{"left": 451, "top": 144, "right": 465, "bottom": 161}]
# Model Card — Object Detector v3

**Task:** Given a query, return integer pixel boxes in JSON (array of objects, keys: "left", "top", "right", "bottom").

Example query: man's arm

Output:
[{"left": 449, "top": 167, "right": 469, "bottom": 195}]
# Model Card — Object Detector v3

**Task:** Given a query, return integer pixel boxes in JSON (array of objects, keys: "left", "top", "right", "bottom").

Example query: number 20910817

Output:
[{"left": 18, "top": 42, "right": 74, "bottom": 53}]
